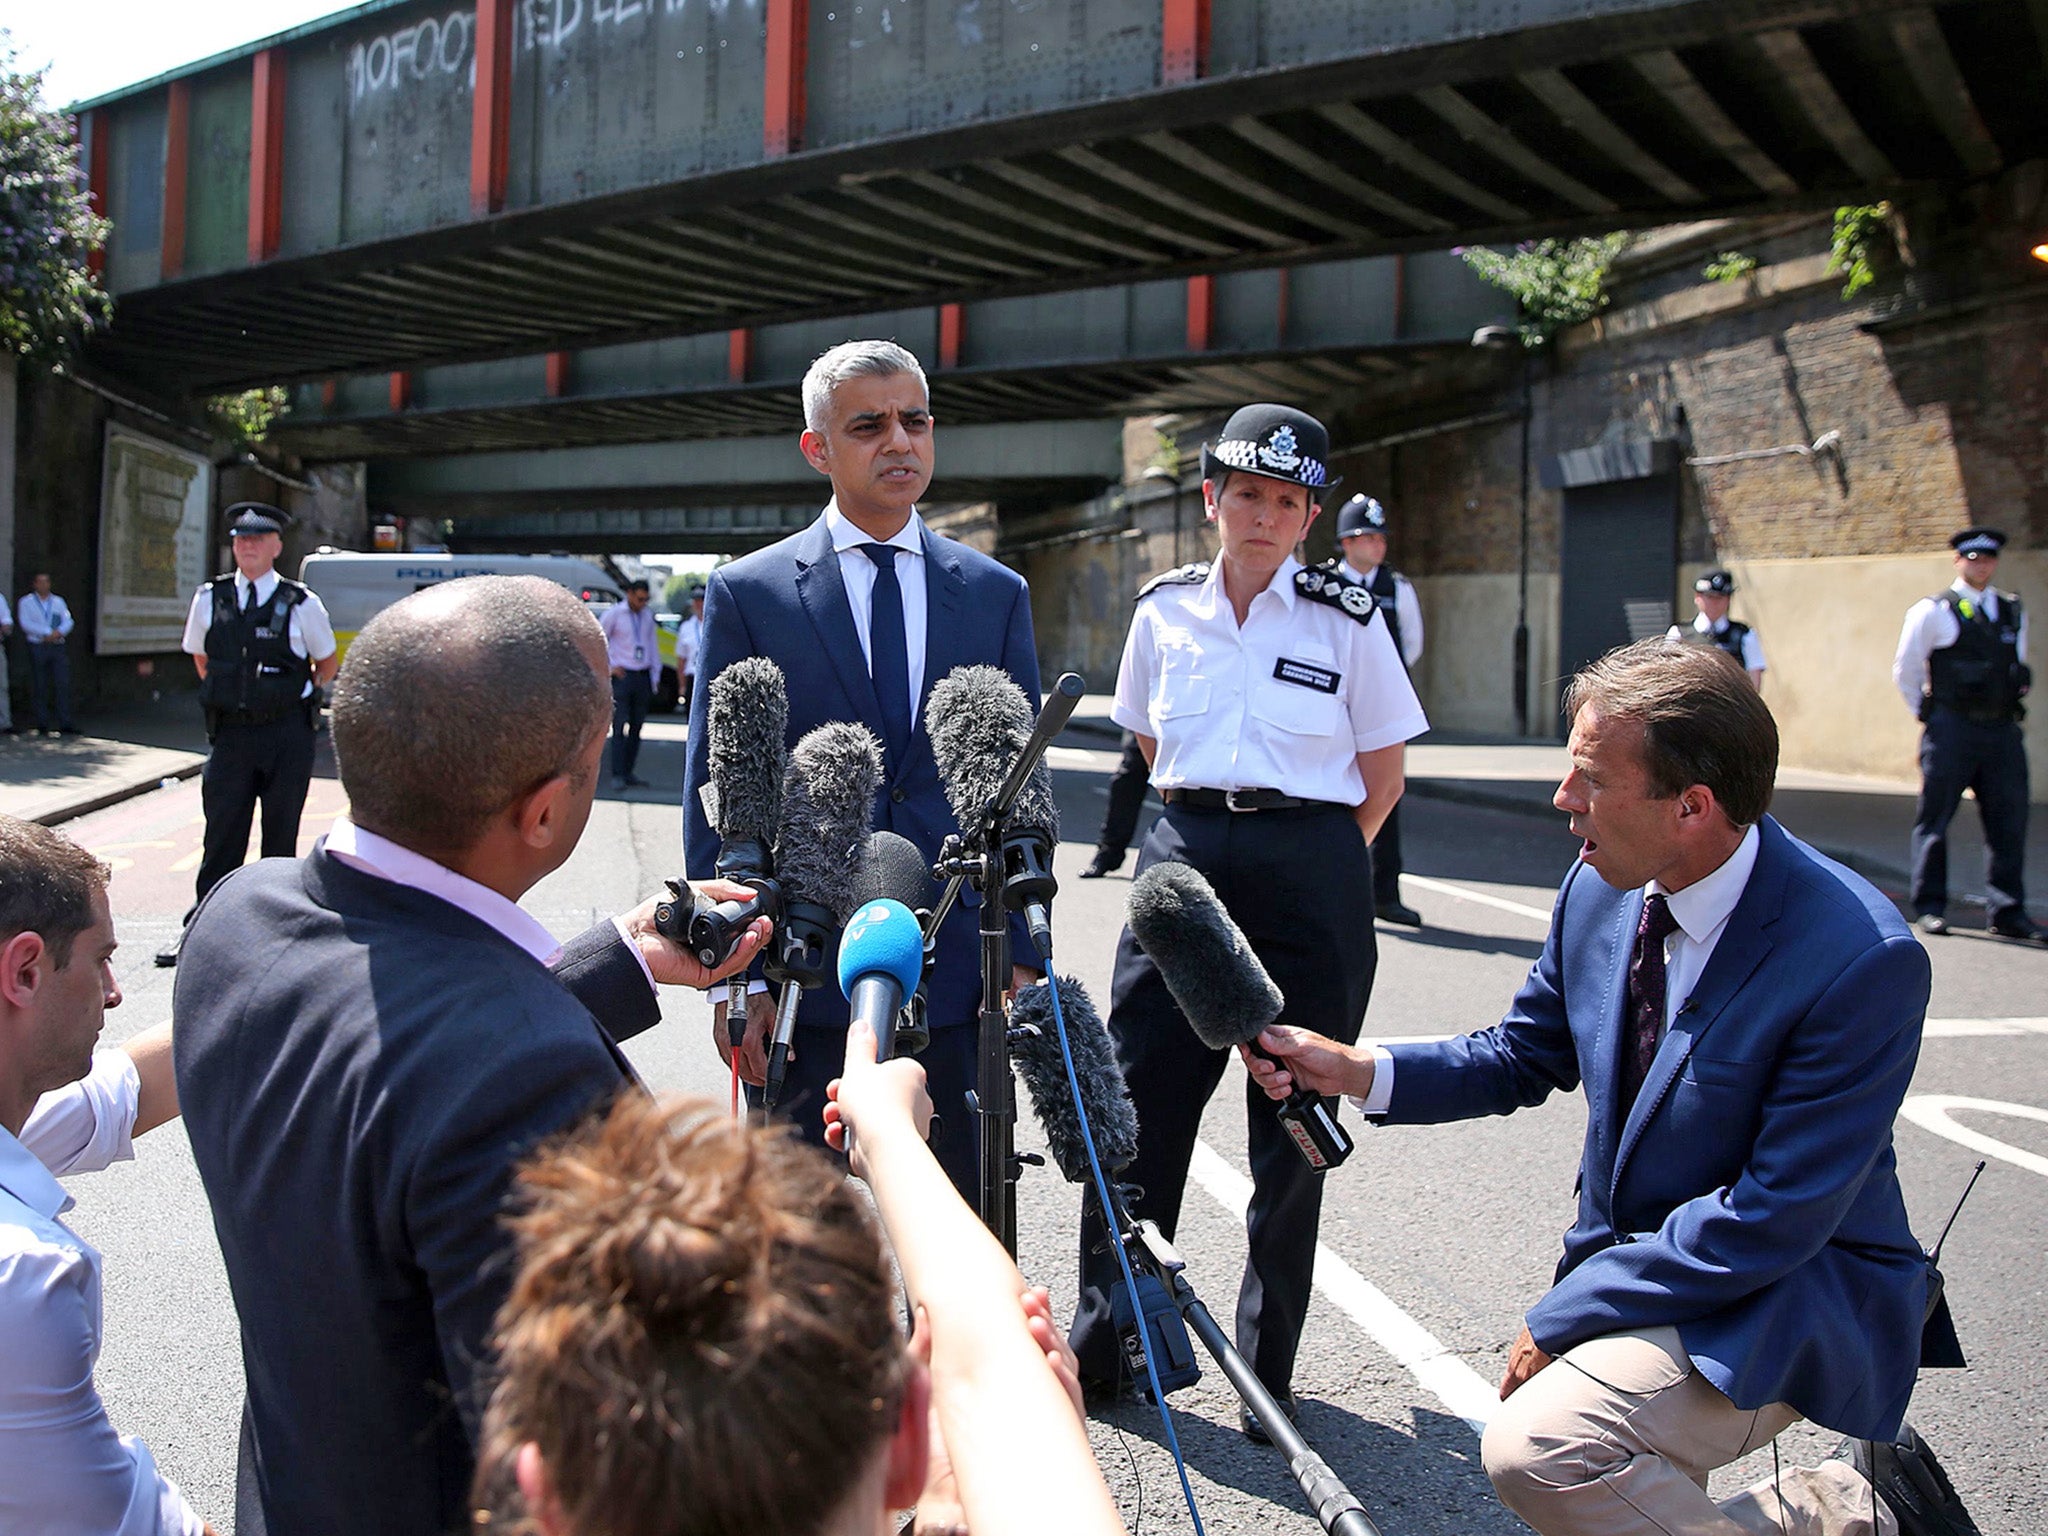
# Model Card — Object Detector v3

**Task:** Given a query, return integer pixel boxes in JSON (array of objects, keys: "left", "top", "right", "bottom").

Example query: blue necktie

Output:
[{"left": 860, "top": 543, "right": 912, "bottom": 759}]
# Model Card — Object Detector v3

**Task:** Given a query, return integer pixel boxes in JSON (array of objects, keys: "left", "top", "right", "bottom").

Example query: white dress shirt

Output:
[
  {"left": 824, "top": 500, "right": 928, "bottom": 721},
  {"left": 181, "top": 569, "right": 339, "bottom": 698},
  {"left": 1672, "top": 613, "right": 1767, "bottom": 673},
  {"left": 323, "top": 817, "right": 658, "bottom": 991},
  {"left": 1113, "top": 555, "right": 1428, "bottom": 806},
  {"left": 2, "top": 1074, "right": 208, "bottom": 1535},
  {"left": 21, "top": 1048, "right": 142, "bottom": 1175},
  {"left": 1357, "top": 824, "right": 1763, "bottom": 1114},
  {"left": 1339, "top": 559, "right": 1426, "bottom": 670},
  {"left": 1892, "top": 578, "right": 2029, "bottom": 713},
  {"left": 17, "top": 590, "right": 74, "bottom": 642},
  {"left": 599, "top": 602, "right": 662, "bottom": 684},
  {"left": 675, "top": 613, "right": 703, "bottom": 679}
]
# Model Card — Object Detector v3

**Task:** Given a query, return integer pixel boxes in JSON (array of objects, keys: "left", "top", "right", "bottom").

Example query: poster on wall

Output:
[{"left": 96, "top": 424, "right": 213, "bottom": 655}]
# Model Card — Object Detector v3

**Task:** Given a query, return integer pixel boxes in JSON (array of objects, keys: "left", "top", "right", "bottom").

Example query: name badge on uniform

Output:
[
  {"left": 1273, "top": 657, "right": 1340, "bottom": 694},
  {"left": 634, "top": 644, "right": 645, "bottom": 662}
]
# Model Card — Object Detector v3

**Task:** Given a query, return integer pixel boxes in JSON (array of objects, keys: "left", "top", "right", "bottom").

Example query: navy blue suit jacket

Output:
[
  {"left": 174, "top": 851, "right": 657, "bottom": 1536},
  {"left": 1383, "top": 817, "right": 1928, "bottom": 1440},
  {"left": 683, "top": 512, "right": 1041, "bottom": 1031}
]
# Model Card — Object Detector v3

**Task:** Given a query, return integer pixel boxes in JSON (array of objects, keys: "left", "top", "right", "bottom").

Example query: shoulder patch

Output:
[
  {"left": 1294, "top": 564, "right": 1381, "bottom": 627},
  {"left": 1137, "top": 562, "right": 1210, "bottom": 601}
]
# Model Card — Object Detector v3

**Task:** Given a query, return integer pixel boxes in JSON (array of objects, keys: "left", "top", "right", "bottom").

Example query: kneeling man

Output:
[{"left": 1249, "top": 640, "right": 1930, "bottom": 1536}]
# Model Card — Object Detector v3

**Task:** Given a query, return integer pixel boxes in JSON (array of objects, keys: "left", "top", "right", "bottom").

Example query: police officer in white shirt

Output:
[
  {"left": 1666, "top": 570, "right": 1766, "bottom": 689},
  {"left": 1892, "top": 526, "right": 2039, "bottom": 943},
  {"left": 1067, "top": 404, "right": 1429, "bottom": 1438},
  {"left": 157, "top": 503, "right": 338, "bottom": 967},
  {"left": 17, "top": 572, "right": 80, "bottom": 735},
  {"left": 1332, "top": 492, "right": 1426, "bottom": 925}
]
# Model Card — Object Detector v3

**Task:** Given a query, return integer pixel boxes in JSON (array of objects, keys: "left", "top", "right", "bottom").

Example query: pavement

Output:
[{"left": 10, "top": 687, "right": 2048, "bottom": 921}]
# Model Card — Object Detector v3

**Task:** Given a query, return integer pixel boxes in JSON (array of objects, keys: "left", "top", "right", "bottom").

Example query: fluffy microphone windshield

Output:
[
  {"left": 1126, "top": 861, "right": 1285, "bottom": 1050},
  {"left": 851, "top": 830, "right": 935, "bottom": 913},
  {"left": 1009, "top": 975, "right": 1139, "bottom": 1180},
  {"left": 775, "top": 722, "right": 884, "bottom": 922},
  {"left": 925, "top": 665, "right": 1060, "bottom": 842},
  {"left": 704, "top": 657, "right": 789, "bottom": 847}
]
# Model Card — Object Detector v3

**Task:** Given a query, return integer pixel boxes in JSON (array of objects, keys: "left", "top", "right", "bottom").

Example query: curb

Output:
[{"left": 30, "top": 761, "right": 205, "bottom": 829}]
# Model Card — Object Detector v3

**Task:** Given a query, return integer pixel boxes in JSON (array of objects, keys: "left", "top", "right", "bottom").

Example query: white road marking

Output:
[
  {"left": 1403, "top": 874, "right": 1553, "bottom": 925},
  {"left": 1898, "top": 1096, "right": 2048, "bottom": 1178},
  {"left": 1922, "top": 1017, "right": 2048, "bottom": 1038},
  {"left": 1188, "top": 1140, "right": 1498, "bottom": 1433}
]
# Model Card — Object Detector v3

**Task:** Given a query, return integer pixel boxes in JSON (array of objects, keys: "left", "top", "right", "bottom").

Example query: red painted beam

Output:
[
  {"left": 162, "top": 82, "right": 190, "bottom": 280},
  {"left": 764, "top": 0, "right": 807, "bottom": 157},
  {"left": 1162, "top": 0, "right": 1210, "bottom": 85},
  {"left": 389, "top": 371, "right": 412, "bottom": 411},
  {"left": 471, "top": 0, "right": 513, "bottom": 216},
  {"left": 727, "top": 328, "right": 753, "bottom": 383},
  {"left": 84, "top": 110, "right": 109, "bottom": 279},
  {"left": 938, "top": 304, "right": 964, "bottom": 369},
  {"left": 320, "top": 380, "right": 338, "bottom": 409},
  {"left": 1186, "top": 274, "right": 1214, "bottom": 352},
  {"left": 545, "top": 351, "right": 570, "bottom": 396},
  {"left": 249, "top": 49, "right": 287, "bottom": 263}
]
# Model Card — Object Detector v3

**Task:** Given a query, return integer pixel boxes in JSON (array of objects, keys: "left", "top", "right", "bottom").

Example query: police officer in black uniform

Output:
[
  {"left": 1892, "top": 527, "right": 2041, "bottom": 943},
  {"left": 157, "top": 503, "right": 339, "bottom": 966},
  {"left": 1668, "top": 569, "right": 1766, "bottom": 689},
  {"left": 1327, "top": 492, "right": 1426, "bottom": 925},
  {"left": 1067, "top": 405, "right": 1429, "bottom": 1438}
]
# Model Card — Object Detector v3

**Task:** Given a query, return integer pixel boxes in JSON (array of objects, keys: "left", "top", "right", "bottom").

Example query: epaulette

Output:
[
  {"left": 1294, "top": 563, "right": 1380, "bottom": 626},
  {"left": 1136, "top": 562, "right": 1210, "bottom": 601}
]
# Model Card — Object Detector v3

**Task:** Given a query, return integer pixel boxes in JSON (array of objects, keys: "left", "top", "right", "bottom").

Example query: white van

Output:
[{"left": 300, "top": 551, "right": 624, "bottom": 660}]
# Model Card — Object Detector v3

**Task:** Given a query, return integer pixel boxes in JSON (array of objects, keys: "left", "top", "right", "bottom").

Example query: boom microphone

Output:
[
  {"left": 677, "top": 658, "right": 790, "bottom": 969},
  {"left": 1009, "top": 975, "right": 1138, "bottom": 1181},
  {"left": 1126, "top": 862, "right": 1353, "bottom": 1171},
  {"left": 762, "top": 722, "right": 885, "bottom": 1110},
  {"left": 925, "top": 665, "right": 1061, "bottom": 959},
  {"left": 838, "top": 899, "right": 926, "bottom": 1062}
]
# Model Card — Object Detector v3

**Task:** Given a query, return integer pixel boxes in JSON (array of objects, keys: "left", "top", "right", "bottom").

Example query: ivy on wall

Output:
[{"left": 1458, "top": 234, "right": 1630, "bottom": 346}]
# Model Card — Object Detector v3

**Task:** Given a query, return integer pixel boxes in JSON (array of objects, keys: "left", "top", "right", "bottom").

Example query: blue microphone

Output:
[{"left": 837, "top": 898, "right": 925, "bottom": 1061}]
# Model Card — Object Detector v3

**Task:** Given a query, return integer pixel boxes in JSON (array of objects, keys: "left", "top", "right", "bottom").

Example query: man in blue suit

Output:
[
  {"left": 683, "top": 339, "right": 1041, "bottom": 1197},
  {"left": 1247, "top": 640, "right": 1929, "bottom": 1536}
]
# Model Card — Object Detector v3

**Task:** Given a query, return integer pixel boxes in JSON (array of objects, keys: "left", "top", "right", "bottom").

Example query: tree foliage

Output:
[
  {"left": 1458, "top": 234, "right": 1629, "bottom": 346},
  {"left": 1, "top": 40, "right": 111, "bottom": 365},
  {"left": 1827, "top": 203, "right": 1892, "bottom": 300},
  {"left": 205, "top": 386, "right": 290, "bottom": 445},
  {"left": 1703, "top": 251, "right": 1757, "bottom": 284}
]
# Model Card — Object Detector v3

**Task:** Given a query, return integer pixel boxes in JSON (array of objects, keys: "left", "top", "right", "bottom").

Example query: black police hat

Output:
[
  {"left": 224, "top": 501, "right": 290, "bottom": 536},
  {"left": 1200, "top": 404, "right": 1340, "bottom": 499},
  {"left": 1336, "top": 494, "right": 1388, "bottom": 540},
  {"left": 1949, "top": 527, "right": 2006, "bottom": 557},
  {"left": 1695, "top": 569, "right": 1736, "bottom": 595}
]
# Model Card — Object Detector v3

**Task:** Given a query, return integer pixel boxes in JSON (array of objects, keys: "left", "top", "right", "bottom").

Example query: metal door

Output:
[{"left": 1556, "top": 473, "right": 1678, "bottom": 718}]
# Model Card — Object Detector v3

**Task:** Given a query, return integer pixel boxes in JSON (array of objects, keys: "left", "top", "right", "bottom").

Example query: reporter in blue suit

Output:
[
  {"left": 1247, "top": 640, "right": 1927, "bottom": 1536},
  {"left": 683, "top": 340, "right": 1041, "bottom": 1197}
]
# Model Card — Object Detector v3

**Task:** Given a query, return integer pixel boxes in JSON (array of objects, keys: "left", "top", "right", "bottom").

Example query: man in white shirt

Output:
[
  {"left": 159, "top": 503, "right": 340, "bottom": 967},
  {"left": 1242, "top": 641, "right": 1940, "bottom": 1536},
  {"left": 1890, "top": 526, "right": 2039, "bottom": 943},
  {"left": 1668, "top": 569, "right": 1766, "bottom": 689},
  {"left": 599, "top": 578, "right": 661, "bottom": 789},
  {"left": 0, "top": 815, "right": 212, "bottom": 1536},
  {"left": 675, "top": 587, "right": 705, "bottom": 715},
  {"left": 17, "top": 571, "right": 81, "bottom": 735}
]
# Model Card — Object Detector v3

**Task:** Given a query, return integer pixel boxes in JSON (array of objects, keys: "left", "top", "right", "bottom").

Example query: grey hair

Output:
[
  {"left": 801, "top": 340, "right": 929, "bottom": 433},
  {"left": 331, "top": 576, "right": 612, "bottom": 857}
]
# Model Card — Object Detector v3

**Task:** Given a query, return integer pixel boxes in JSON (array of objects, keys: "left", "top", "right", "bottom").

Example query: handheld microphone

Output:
[
  {"left": 925, "top": 665, "right": 1062, "bottom": 960},
  {"left": 1126, "top": 862, "right": 1353, "bottom": 1172},
  {"left": 763, "top": 722, "right": 884, "bottom": 1110},
  {"left": 837, "top": 899, "right": 926, "bottom": 1063},
  {"left": 851, "top": 831, "right": 938, "bottom": 1053},
  {"left": 1008, "top": 975, "right": 1138, "bottom": 1181},
  {"left": 668, "top": 658, "right": 790, "bottom": 969}
]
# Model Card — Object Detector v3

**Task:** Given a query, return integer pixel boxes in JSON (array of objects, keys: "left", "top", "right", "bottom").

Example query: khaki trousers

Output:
[{"left": 1481, "top": 1328, "right": 1897, "bottom": 1536}]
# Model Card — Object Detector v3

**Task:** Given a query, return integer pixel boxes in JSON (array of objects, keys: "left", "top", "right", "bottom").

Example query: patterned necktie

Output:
[
  {"left": 859, "top": 543, "right": 912, "bottom": 760},
  {"left": 1621, "top": 893, "right": 1681, "bottom": 1113}
]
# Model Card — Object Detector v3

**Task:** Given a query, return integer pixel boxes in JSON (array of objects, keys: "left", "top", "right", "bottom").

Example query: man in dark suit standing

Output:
[
  {"left": 174, "top": 577, "right": 768, "bottom": 1536},
  {"left": 1247, "top": 641, "right": 1934, "bottom": 1536},
  {"left": 683, "top": 339, "right": 1041, "bottom": 1198}
]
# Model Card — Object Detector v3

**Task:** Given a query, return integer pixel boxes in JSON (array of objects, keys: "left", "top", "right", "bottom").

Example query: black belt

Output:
[{"left": 1164, "top": 787, "right": 1347, "bottom": 813}]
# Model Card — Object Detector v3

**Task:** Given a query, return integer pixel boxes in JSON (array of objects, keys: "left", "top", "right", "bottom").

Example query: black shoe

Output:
[
  {"left": 1080, "top": 850, "right": 1125, "bottom": 879},
  {"left": 1239, "top": 1392, "right": 1300, "bottom": 1446},
  {"left": 1989, "top": 913, "right": 2048, "bottom": 945},
  {"left": 155, "top": 930, "right": 184, "bottom": 969},
  {"left": 58, "top": 726, "right": 83, "bottom": 736},
  {"left": 1851, "top": 1423, "right": 1983, "bottom": 1536},
  {"left": 1916, "top": 913, "right": 1949, "bottom": 936},
  {"left": 2, "top": 725, "right": 18, "bottom": 736},
  {"left": 1376, "top": 901, "right": 1422, "bottom": 928}
]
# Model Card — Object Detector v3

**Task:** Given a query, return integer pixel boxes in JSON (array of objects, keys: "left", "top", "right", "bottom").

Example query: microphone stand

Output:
[
  {"left": 925, "top": 671, "right": 1086, "bottom": 1253},
  {"left": 1099, "top": 1187, "right": 1384, "bottom": 1536}
]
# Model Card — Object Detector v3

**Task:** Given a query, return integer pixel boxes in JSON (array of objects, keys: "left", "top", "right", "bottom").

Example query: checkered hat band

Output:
[{"left": 1210, "top": 438, "right": 1330, "bottom": 487}]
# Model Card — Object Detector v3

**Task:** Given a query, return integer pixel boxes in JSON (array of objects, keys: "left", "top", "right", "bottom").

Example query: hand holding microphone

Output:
[{"left": 1240, "top": 1026, "right": 1377, "bottom": 1103}]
